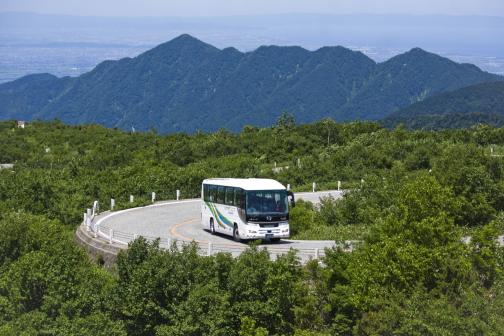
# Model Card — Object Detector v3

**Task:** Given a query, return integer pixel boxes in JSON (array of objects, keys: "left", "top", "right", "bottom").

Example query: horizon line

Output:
[{"left": 1, "top": 10, "right": 504, "bottom": 20}]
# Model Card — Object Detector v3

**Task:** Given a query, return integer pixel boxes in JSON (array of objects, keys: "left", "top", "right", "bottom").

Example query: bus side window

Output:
[
  {"left": 209, "top": 185, "right": 216, "bottom": 202},
  {"left": 203, "top": 185, "right": 209, "bottom": 201},
  {"left": 226, "top": 187, "right": 235, "bottom": 206},
  {"left": 235, "top": 189, "right": 245, "bottom": 209},
  {"left": 217, "top": 186, "right": 225, "bottom": 204}
]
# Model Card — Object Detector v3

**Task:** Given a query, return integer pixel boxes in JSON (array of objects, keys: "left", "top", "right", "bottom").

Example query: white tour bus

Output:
[{"left": 201, "top": 178, "right": 295, "bottom": 242}]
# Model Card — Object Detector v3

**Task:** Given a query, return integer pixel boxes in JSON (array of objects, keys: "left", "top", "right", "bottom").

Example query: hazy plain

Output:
[{"left": 1, "top": 12, "right": 503, "bottom": 83}]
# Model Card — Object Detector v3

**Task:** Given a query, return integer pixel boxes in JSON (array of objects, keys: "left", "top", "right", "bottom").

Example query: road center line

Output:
[
  {"left": 169, "top": 218, "right": 201, "bottom": 242},
  {"left": 169, "top": 217, "right": 246, "bottom": 248}
]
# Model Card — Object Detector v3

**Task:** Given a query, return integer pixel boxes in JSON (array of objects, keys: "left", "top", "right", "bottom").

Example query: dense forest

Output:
[{"left": 1, "top": 117, "right": 504, "bottom": 335}]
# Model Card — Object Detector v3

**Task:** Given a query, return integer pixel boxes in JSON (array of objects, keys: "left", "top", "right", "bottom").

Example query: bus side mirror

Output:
[{"left": 288, "top": 191, "right": 295, "bottom": 208}]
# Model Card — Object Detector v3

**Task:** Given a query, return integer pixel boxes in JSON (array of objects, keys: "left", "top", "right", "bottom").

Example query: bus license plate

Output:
[{"left": 266, "top": 234, "right": 274, "bottom": 239}]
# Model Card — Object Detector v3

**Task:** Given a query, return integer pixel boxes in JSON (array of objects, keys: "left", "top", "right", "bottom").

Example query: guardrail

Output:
[
  {"left": 82, "top": 198, "right": 357, "bottom": 261},
  {"left": 83, "top": 196, "right": 504, "bottom": 263}
]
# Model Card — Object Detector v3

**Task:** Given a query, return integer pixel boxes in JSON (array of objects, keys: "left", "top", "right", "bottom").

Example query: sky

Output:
[{"left": 1, "top": 0, "right": 504, "bottom": 17}]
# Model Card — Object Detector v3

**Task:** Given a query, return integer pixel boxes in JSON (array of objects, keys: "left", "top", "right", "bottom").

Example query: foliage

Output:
[
  {"left": 0, "top": 212, "right": 120, "bottom": 335},
  {"left": 1, "top": 120, "right": 504, "bottom": 334}
]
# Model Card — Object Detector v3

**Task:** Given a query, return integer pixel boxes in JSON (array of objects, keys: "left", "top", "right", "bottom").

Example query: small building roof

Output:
[{"left": 202, "top": 178, "right": 286, "bottom": 191}]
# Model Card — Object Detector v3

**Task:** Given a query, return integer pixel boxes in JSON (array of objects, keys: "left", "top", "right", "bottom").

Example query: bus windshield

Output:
[{"left": 246, "top": 190, "right": 288, "bottom": 215}]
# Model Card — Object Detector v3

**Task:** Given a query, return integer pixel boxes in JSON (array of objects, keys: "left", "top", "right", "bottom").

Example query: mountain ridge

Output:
[
  {"left": 0, "top": 34, "right": 502, "bottom": 133},
  {"left": 383, "top": 81, "right": 504, "bottom": 129}
]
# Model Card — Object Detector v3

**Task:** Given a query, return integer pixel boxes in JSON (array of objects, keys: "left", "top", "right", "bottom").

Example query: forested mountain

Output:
[
  {"left": 0, "top": 34, "right": 501, "bottom": 133},
  {"left": 384, "top": 81, "right": 504, "bottom": 129}
]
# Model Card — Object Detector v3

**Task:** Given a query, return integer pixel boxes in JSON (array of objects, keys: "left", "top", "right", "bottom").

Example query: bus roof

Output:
[{"left": 202, "top": 178, "right": 286, "bottom": 191}]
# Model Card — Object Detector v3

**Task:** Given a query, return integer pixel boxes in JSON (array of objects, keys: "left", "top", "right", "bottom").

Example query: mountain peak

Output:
[
  {"left": 141, "top": 34, "right": 219, "bottom": 59},
  {"left": 399, "top": 47, "right": 437, "bottom": 59},
  {"left": 170, "top": 34, "right": 204, "bottom": 45},
  {"left": 408, "top": 47, "right": 428, "bottom": 54},
  {"left": 383, "top": 47, "right": 443, "bottom": 67},
  {"left": 161, "top": 34, "right": 218, "bottom": 50}
]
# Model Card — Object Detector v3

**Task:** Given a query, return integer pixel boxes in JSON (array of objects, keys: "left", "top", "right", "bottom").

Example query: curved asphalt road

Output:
[{"left": 94, "top": 191, "right": 345, "bottom": 261}]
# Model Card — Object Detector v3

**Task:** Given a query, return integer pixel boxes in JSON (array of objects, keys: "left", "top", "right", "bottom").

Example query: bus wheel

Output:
[
  {"left": 210, "top": 219, "right": 215, "bottom": 235},
  {"left": 233, "top": 225, "right": 241, "bottom": 242}
]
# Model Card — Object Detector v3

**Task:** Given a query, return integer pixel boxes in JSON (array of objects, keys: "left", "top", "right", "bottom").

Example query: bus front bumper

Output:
[{"left": 243, "top": 227, "right": 290, "bottom": 240}]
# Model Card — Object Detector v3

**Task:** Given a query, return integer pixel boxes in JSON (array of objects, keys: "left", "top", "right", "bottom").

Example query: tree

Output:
[{"left": 276, "top": 112, "right": 296, "bottom": 130}]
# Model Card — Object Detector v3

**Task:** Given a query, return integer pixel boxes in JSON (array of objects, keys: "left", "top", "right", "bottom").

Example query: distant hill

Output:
[
  {"left": 383, "top": 81, "right": 504, "bottom": 129},
  {"left": 0, "top": 34, "right": 501, "bottom": 133}
]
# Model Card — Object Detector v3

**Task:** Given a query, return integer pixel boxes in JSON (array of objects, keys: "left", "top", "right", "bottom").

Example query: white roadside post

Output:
[
  {"left": 84, "top": 213, "right": 89, "bottom": 231},
  {"left": 87, "top": 207, "right": 95, "bottom": 237},
  {"left": 110, "top": 198, "right": 115, "bottom": 211},
  {"left": 312, "top": 182, "right": 316, "bottom": 192},
  {"left": 338, "top": 180, "right": 341, "bottom": 191},
  {"left": 93, "top": 200, "right": 99, "bottom": 217},
  {"left": 208, "top": 242, "right": 213, "bottom": 256},
  {"left": 151, "top": 192, "right": 156, "bottom": 203},
  {"left": 176, "top": 190, "right": 180, "bottom": 201},
  {"left": 130, "top": 195, "right": 134, "bottom": 203},
  {"left": 315, "top": 248, "right": 320, "bottom": 259},
  {"left": 287, "top": 184, "right": 291, "bottom": 191},
  {"left": 86, "top": 208, "right": 92, "bottom": 228}
]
